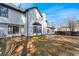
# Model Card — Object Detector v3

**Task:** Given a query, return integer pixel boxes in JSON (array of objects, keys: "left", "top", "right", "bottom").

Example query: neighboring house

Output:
[
  {"left": 75, "top": 21, "right": 79, "bottom": 31},
  {"left": 57, "top": 26, "right": 70, "bottom": 31},
  {"left": 57, "top": 21, "right": 79, "bottom": 32},
  {"left": 41, "top": 13, "right": 55, "bottom": 35},
  {"left": 45, "top": 20, "right": 55, "bottom": 34},
  {"left": 0, "top": 3, "right": 43, "bottom": 37},
  {"left": 47, "top": 26, "right": 55, "bottom": 35},
  {"left": 55, "top": 26, "right": 73, "bottom": 35}
]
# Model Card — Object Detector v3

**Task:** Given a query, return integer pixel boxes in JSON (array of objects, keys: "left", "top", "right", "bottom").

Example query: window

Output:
[
  {"left": 0, "top": 5, "right": 8, "bottom": 17},
  {"left": 33, "top": 25, "right": 38, "bottom": 33},
  {"left": 8, "top": 25, "right": 19, "bottom": 34},
  {"left": 33, "top": 25, "right": 42, "bottom": 33},
  {"left": 8, "top": 26, "right": 13, "bottom": 34},
  {"left": 13, "top": 26, "right": 19, "bottom": 34},
  {"left": 38, "top": 26, "right": 42, "bottom": 33},
  {"left": 33, "top": 22, "right": 42, "bottom": 33},
  {"left": 47, "top": 29, "right": 49, "bottom": 33},
  {"left": 33, "top": 25, "right": 41, "bottom": 33}
]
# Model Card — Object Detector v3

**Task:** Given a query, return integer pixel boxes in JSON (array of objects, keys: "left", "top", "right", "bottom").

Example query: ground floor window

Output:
[
  {"left": 47, "top": 29, "right": 49, "bottom": 33},
  {"left": 33, "top": 25, "right": 41, "bottom": 33},
  {"left": 8, "top": 25, "right": 19, "bottom": 34},
  {"left": 33, "top": 22, "right": 42, "bottom": 34}
]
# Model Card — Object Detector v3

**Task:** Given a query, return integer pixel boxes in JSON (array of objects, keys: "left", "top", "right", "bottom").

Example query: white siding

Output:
[
  {"left": 0, "top": 6, "right": 25, "bottom": 37},
  {"left": 47, "top": 28, "right": 53, "bottom": 35},
  {"left": 0, "top": 23, "right": 8, "bottom": 36},
  {"left": 42, "top": 13, "right": 47, "bottom": 35},
  {"left": 8, "top": 9, "right": 25, "bottom": 25},
  {"left": 24, "top": 8, "right": 42, "bottom": 36},
  {"left": 0, "top": 7, "right": 25, "bottom": 25},
  {"left": 0, "top": 6, "right": 44, "bottom": 37}
]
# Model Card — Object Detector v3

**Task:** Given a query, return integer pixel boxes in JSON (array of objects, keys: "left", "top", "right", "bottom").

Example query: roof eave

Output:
[
  {"left": 25, "top": 7, "right": 42, "bottom": 17},
  {"left": 0, "top": 3, "right": 25, "bottom": 13}
]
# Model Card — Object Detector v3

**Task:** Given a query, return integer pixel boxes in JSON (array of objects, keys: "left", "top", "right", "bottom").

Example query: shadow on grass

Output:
[
  {"left": 3, "top": 35, "right": 79, "bottom": 56},
  {"left": 29, "top": 35, "right": 79, "bottom": 56}
]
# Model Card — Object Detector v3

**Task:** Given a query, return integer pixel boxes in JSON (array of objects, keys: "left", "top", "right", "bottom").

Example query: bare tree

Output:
[{"left": 66, "top": 16, "right": 76, "bottom": 35}]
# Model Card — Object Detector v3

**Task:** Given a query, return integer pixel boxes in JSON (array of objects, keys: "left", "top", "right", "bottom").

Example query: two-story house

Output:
[{"left": 0, "top": 3, "right": 43, "bottom": 38}]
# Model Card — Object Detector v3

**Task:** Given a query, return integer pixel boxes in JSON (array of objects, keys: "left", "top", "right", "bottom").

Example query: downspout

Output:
[
  {"left": 26, "top": 10, "right": 29, "bottom": 55},
  {"left": 21, "top": 11, "right": 29, "bottom": 56},
  {"left": 40, "top": 17, "right": 43, "bottom": 35}
]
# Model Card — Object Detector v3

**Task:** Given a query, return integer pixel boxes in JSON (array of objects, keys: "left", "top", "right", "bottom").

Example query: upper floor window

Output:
[{"left": 0, "top": 5, "right": 8, "bottom": 17}]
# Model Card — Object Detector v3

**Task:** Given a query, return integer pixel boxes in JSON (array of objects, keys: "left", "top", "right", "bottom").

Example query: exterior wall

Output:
[
  {"left": 47, "top": 28, "right": 53, "bottom": 35},
  {"left": 0, "top": 5, "right": 25, "bottom": 37},
  {"left": 46, "top": 22, "right": 55, "bottom": 35},
  {"left": 19, "top": 25, "right": 24, "bottom": 35},
  {"left": 0, "top": 23, "right": 8, "bottom": 38},
  {"left": 42, "top": 13, "right": 47, "bottom": 35},
  {"left": 0, "top": 6, "right": 25, "bottom": 25},
  {"left": 8, "top": 9, "right": 25, "bottom": 25},
  {"left": 0, "top": 23, "right": 24, "bottom": 38},
  {"left": 0, "top": 4, "right": 45, "bottom": 37},
  {"left": 24, "top": 8, "right": 42, "bottom": 36}
]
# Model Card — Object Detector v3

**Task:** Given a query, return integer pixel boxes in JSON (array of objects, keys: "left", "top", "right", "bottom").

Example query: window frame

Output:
[
  {"left": 0, "top": 5, "right": 8, "bottom": 18},
  {"left": 47, "top": 29, "right": 49, "bottom": 33},
  {"left": 8, "top": 25, "right": 19, "bottom": 34},
  {"left": 33, "top": 25, "right": 42, "bottom": 33}
]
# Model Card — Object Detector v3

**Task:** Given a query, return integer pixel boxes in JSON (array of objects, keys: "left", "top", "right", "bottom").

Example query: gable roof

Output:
[
  {"left": 0, "top": 3, "right": 42, "bottom": 17},
  {"left": 25, "top": 7, "right": 42, "bottom": 17}
]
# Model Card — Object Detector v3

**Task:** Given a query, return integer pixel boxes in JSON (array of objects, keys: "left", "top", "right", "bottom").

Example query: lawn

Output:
[
  {"left": 2, "top": 35, "right": 79, "bottom": 56},
  {"left": 28, "top": 35, "right": 79, "bottom": 56}
]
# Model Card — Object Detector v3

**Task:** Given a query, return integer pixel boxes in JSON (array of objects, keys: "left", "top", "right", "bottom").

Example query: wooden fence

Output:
[{"left": 55, "top": 31, "right": 79, "bottom": 36}]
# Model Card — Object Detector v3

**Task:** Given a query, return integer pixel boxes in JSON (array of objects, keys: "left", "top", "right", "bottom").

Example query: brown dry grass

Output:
[
  {"left": 3, "top": 35, "right": 79, "bottom": 56},
  {"left": 28, "top": 35, "right": 79, "bottom": 56},
  {"left": 5, "top": 36, "right": 25, "bottom": 56}
]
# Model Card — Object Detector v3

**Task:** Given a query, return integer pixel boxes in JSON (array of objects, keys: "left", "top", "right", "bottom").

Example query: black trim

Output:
[
  {"left": 25, "top": 7, "right": 42, "bottom": 17},
  {"left": 0, "top": 3, "right": 24, "bottom": 13},
  {"left": 0, "top": 22, "right": 24, "bottom": 26},
  {"left": 33, "top": 22, "right": 41, "bottom": 25},
  {"left": 47, "top": 27, "right": 55, "bottom": 29}
]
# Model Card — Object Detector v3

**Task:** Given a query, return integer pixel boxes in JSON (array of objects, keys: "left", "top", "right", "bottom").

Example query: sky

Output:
[{"left": 14, "top": 3, "right": 79, "bottom": 26}]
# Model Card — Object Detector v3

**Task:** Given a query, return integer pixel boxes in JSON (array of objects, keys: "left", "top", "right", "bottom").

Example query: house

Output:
[
  {"left": 56, "top": 26, "right": 70, "bottom": 31},
  {"left": 55, "top": 26, "right": 74, "bottom": 35},
  {"left": 41, "top": 13, "right": 55, "bottom": 35},
  {"left": 47, "top": 22, "right": 55, "bottom": 34},
  {"left": 75, "top": 21, "right": 79, "bottom": 31},
  {"left": 0, "top": 3, "right": 43, "bottom": 38},
  {"left": 45, "top": 20, "right": 55, "bottom": 35}
]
